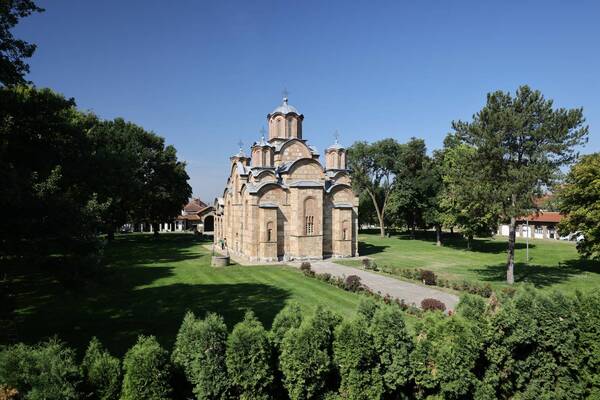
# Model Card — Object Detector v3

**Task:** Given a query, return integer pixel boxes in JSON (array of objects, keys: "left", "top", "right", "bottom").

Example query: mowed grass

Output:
[
  {"left": 336, "top": 231, "right": 600, "bottom": 293},
  {"left": 10, "top": 233, "right": 361, "bottom": 356}
]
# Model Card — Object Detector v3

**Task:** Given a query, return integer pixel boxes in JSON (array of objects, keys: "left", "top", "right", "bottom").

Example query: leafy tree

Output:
[
  {"left": 348, "top": 139, "right": 402, "bottom": 237},
  {"left": 439, "top": 138, "right": 499, "bottom": 249},
  {"left": 421, "top": 151, "right": 446, "bottom": 245},
  {"left": 387, "top": 138, "right": 428, "bottom": 237},
  {"left": 0, "top": 0, "right": 44, "bottom": 85},
  {"left": 370, "top": 305, "right": 413, "bottom": 395},
  {"left": 121, "top": 335, "right": 171, "bottom": 400},
  {"left": 455, "top": 294, "right": 487, "bottom": 322},
  {"left": 0, "top": 338, "right": 81, "bottom": 400},
  {"left": 450, "top": 85, "right": 587, "bottom": 280},
  {"left": 279, "top": 306, "right": 340, "bottom": 400},
  {"left": 410, "top": 313, "right": 482, "bottom": 399},
  {"left": 558, "top": 152, "right": 600, "bottom": 259},
  {"left": 0, "top": 86, "right": 102, "bottom": 260},
  {"left": 333, "top": 316, "right": 383, "bottom": 400},
  {"left": 134, "top": 136, "right": 192, "bottom": 236},
  {"left": 226, "top": 311, "right": 273, "bottom": 400},
  {"left": 269, "top": 301, "right": 303, "bottom": 350},
  {"left": 81, "top": 337, "right": 121, "bottom": 400}
]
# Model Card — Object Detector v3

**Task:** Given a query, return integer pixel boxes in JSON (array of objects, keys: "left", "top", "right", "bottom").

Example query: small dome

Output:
[{"left": 270, "top": 97, "right": 300, "bottom": 116}]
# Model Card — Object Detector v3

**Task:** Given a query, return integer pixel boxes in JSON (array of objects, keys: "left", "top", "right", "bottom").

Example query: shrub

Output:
[
  {"left": 480, "top": 283, "right": 493, "bottom": 298},
  {"left": 456, "top": 294, "right": 486, "bottom": 322},
  {"left": 121, "top": 335, "right": 171, "bottom": 400},
  {"left": 361, "top": 258, "right": 372, "bottom": 269},
  {"left": 316, "top": 272, "right": 332, "bottom": 282},
  {"left": 370, "top": 306, "right": 413, "bottom": 394},
  {"left": 270, "top": 302, "right": 303, "bottom": 350},
  {"left": 81, "top": 337, "right": 121, "bottom": 400},
  {"left": 479, "top": 288, "right": 586, "bottom": 399},
  {"left": 357, "top": 297, "right": 380, "bottom": 321},
  {"left": 190, "top": 313, "right": 229, "bottom": 400},
  {"left": 279, "top": 307, "right": 340, "bottom": 400},
  {"left": 334, "top": 317, "right": 383, "bottom": 399},
  {"left": 300, "top": 262, "right": 312, "bottom": 274},
  {"left": 420, "top": 269, "right": 437, "bottom": 285},
  {"left": 226, "top": 311, "right": 273, "bottom": 400},
  {"left": 0, "top": 338, "right": 81, "bottom": 400},
  {"left": 411, "top": 314, "right": 482, "bottom": 399},
  {"left": 344, "top": 275, "right": 362, "bottom": 292},
  {"left": 171, "top": 311, "right": 201, "bottom": 379},
  {"left": 421, "top": 298, "right": 446, "bottom": 312}
]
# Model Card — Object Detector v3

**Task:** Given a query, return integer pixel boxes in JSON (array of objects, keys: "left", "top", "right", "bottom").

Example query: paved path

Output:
[{"left": 293, "top": 260, "right": 459, "bottom": 311}]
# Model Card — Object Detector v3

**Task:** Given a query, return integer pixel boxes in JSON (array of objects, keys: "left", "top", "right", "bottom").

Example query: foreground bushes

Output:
[{"left": 1, "top": 287, "right": 599, "bottom": 399}]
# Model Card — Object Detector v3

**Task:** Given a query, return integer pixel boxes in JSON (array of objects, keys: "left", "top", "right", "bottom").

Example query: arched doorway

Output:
[{"left": 203, "top": 215, "right": 214, "bottom": 233}]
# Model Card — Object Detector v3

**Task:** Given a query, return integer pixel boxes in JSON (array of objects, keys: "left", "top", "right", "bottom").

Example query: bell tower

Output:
[{"left": 267, "top": 92, "right": 304, "bottom": 141}]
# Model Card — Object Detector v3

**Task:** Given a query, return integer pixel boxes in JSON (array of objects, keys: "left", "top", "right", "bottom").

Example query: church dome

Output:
[{"left": 269, "top": 97, "right": 300, "bottom": 116}]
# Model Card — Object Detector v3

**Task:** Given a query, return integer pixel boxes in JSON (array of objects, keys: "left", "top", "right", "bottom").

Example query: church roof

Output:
[
  {"left": 183, "top": 198, "right": 208, "bottom": 212},
  {"left": 269, "top": 97, "right": 301, "bottom": 116},
  {"left": 327, "top": 141, "right": 344, "bottom": 151}
]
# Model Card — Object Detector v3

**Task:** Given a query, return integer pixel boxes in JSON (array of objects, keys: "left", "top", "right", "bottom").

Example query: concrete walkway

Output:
[{"left": 292, "top": 260, "right": 460, "bottom": 311}]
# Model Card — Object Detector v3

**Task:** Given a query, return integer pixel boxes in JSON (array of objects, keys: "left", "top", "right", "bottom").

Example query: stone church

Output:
[{"left": 213, "top": 96, "right": 358, "bottom": 261}]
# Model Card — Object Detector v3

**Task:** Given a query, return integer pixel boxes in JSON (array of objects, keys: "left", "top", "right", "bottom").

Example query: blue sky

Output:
[{"left": 16, "top": 0, "right": 599, "bottom": 201}]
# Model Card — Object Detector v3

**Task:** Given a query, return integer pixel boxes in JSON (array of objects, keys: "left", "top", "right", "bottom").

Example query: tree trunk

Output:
[
  {"left": 466, "top": 235, "right": 472, "bottom": 250},
  {"left": 368, "top": 191, "right": 386, "bottom": 237},
  {"left": 506, "top": 216, "right": 516, "bottom": 284},
  {"left": 153, "top": 223, "right": 160, "bottom": 238},
  {"left": 411, "top": 212, "right": 416, "bottom": 239},
  {"left": 450, "top": 226, "right": 454, "bottom": 234},
  {"left": 436, "top": 224, "right": 442, "bottom": 246},
  {"left": 107, "top": 230, "right": 115, "bottom": 241}
]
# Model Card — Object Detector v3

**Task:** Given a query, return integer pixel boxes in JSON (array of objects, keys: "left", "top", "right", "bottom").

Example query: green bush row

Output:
[
  {"left": 1, "top": 287, "right": 599, "bottom": 399},
  {"left": 362, "top": 259, "right": 495, "bottom": 298}
]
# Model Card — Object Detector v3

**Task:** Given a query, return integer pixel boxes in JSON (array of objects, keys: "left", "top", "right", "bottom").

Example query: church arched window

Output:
[
  {"left": 304, "top": 197, "right": 316, "bottom": 236},
  {"left": 342, "top": 220, "right": 349, "bottom": 240},
  {"left": 287, "top": 118, "right": 293, "bottom": 138},
  {"left": 266, "top": 221, "right": 274, "bottom": 242}
]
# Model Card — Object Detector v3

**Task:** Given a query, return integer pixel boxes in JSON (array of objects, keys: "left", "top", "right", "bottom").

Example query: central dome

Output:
[{"left": 269, "top": 97, "right": 300, "bottom": 116}]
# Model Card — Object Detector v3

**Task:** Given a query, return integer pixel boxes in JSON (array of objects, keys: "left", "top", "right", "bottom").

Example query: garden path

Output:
[{"left": 293, "top": 260, "right": 460, "bottom": 311}]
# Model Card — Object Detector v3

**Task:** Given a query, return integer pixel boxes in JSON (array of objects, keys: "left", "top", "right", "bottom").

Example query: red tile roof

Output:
[
  {"left": 518, "top": 211, "right": 562, "bottom": 223},
  {"left": 183, "top": 198, "right": 208, "bottom": 212}
]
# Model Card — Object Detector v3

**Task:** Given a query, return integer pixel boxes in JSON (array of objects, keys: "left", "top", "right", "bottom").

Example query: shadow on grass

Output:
[
  {"left": 9, "top": 233, "right": 291, "bottom": 356},
  {"left": 362, "top": 229, "right": 533, "bottom": 254},
  {"left": 358, "top": 241, "right": 389, "bottom": 256},
  {"left": 472, "top": 258, "right": 600, "bottom": 288}
]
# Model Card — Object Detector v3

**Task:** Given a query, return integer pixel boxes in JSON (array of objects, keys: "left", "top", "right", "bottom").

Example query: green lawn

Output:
[
  {"left": 337, "top": 231, "right": 600, "bottom": 293},
  {"left": 10, "top": 234, "right": 361, "bottom": 356}
]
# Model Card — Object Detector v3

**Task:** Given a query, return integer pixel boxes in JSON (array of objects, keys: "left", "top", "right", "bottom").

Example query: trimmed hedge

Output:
[{"left": 1, "top": 287, "right": 599, "bottom": 399}]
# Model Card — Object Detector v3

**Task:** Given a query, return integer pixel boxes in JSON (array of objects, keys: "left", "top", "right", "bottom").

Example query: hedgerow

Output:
[{"left": 1, "top": 287, "right": 599, "bottom": 399}]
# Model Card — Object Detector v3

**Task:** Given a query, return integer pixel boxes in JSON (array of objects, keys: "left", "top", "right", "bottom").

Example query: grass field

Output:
[
  {"left": 337, "top": 231, "right": 600, "bottom": 293},
  {"left": 10, "top": 234, "right": 361, "bottom": 356}
]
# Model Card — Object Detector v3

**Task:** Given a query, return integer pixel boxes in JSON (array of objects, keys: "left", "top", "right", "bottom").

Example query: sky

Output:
[{"left": 15, "top": 0, "right": 599, "bottom": 201}]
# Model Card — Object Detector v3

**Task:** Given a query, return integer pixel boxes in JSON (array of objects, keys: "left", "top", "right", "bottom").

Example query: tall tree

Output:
[
  {"left": 348, "top": 139, "right": 401, "bottom": 237},
  {"left": 451, "top": 86, "right": 588, "bottom": 283},
  {"left": 558, "top": 152, "right": 600, "bottom": 259},
  {"left": 439, "top": 140, "right": 499, "bottom": 249},
  {"left": 0, "top": 0, "right": 44, "bottom": 85},
  {"left": 387, "top": 138, "right": 429, "bottom": 238}
]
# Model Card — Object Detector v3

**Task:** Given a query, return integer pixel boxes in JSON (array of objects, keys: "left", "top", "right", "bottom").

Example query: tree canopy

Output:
[
  {"left": 450, "top": 85, "right": 588, "bottom": 283},
  {"left": 558, "top": 152, "right": 600, "bottom": 259},
  {"left": 0, "top": 0, "right": 44, "bottom": 85}
]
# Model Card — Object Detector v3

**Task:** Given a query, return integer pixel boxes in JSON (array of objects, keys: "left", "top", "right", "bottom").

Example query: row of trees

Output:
[
  {"left": 349, "top": 86, "right": 589, "bottom": 283},
  {"left": 2, "top": 287, "right": 599, "bottom": 399},
  {"left": 0, "top": 85, "right": 192, "bottom": 262},
  {"left": 0, "top": 1, "right": 192, "bottom": 263}
]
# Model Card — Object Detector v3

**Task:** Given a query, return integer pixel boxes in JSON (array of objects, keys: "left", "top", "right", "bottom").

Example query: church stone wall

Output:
[{"left": 214, "top": 97, "right": 358, "bottom": 262}]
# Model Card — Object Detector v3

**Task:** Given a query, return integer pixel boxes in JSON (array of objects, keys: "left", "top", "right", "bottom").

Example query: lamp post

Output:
[{"left": 526, "top": 218, "right": 529, "bottom": 263}]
